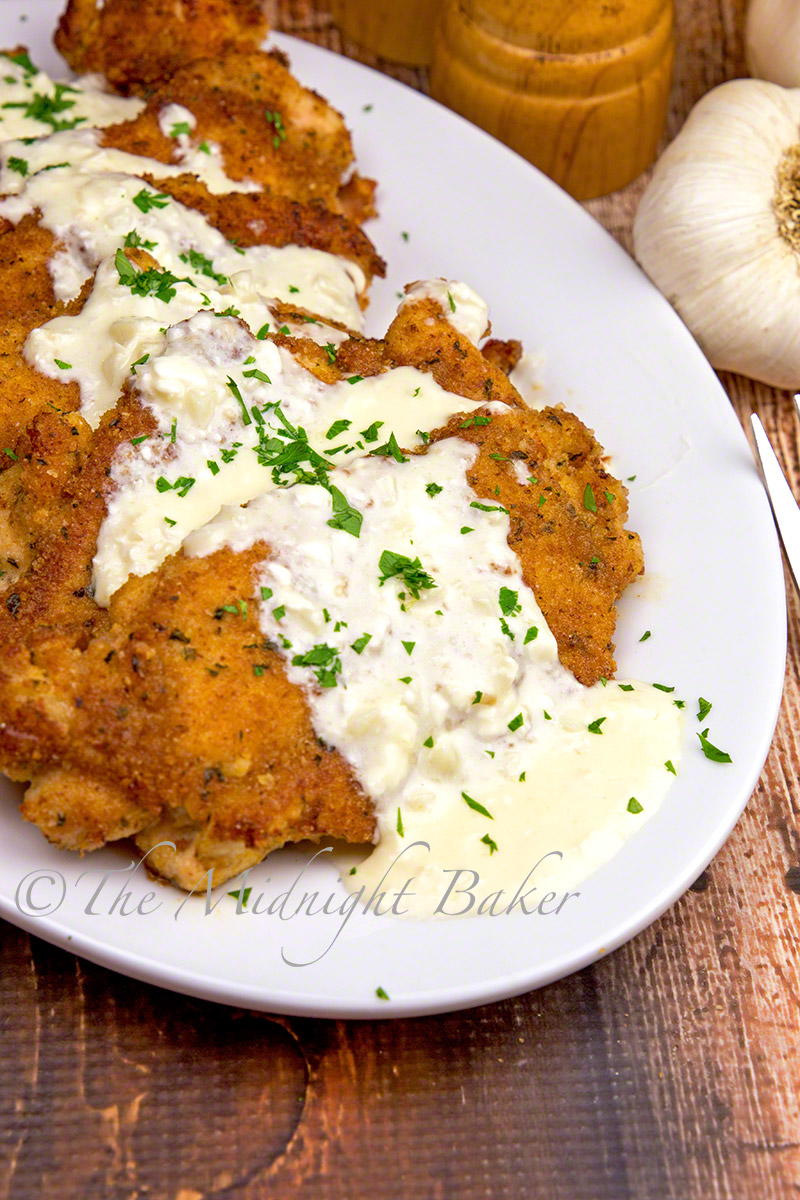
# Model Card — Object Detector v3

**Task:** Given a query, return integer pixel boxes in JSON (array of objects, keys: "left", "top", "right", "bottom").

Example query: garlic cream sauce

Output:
[{"left": 0, "top": 58, "right": 683, "bottom": 912}]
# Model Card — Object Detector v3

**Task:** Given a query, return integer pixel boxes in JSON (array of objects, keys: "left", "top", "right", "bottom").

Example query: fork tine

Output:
[{"left": 750, "top": 413, "right": 800, "bottom": 595}]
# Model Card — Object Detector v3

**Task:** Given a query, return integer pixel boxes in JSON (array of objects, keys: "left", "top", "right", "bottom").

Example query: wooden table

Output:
[{"left": 2, "top": 1, "right": 799, "bottom": 1197}]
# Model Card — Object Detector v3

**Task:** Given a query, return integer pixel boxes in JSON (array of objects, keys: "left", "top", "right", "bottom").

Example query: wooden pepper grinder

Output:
[
  {"left": 328, "top": 0, "right": 445, "bottom": 66},
  {"left": 429, "top": 0, "right": 675, "bottom": 200}
]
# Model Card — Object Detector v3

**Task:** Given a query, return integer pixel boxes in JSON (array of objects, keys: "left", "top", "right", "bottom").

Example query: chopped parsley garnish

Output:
[
  {"left": 273, "top": 605, "right": 286, "bottom": 620},
  {"left": 425, "top": 482, "right": 443, "bottom": 497},
  {"left": 326, "top": 418, "right": 351, "bottom": 440},
  {"left": 323, "top": 343, "right": 338, "bottom": 364},
  {"left": 132, "top": 187, "right": 170, "bottom": 213},
  {"left": 169, "top": 120, "right": 191, "bottom": 137},
  {"left": 423, "top": 735, "right": 434, "bottom": 748},
  {"left": 370, "top": 432, "right": 407, "bottom": 463},
  {"left": 54, "top": 359, "right": 71, "bottom": 370},
  {"left": 697, "top": 697, "right": 712, "bottom": 722},
  {"left": 604, "top": 491, "right": 615, "bottom": 503},
  {"left": 351, "top": 632, "right": 372, "bottom": 655},
  {"left": 178, "top": 248, "right": 228, "bottom": 285},
  {"left": 396, "top": 808, "right": 405, "bottom": 837},
  {"left": 618, "top": 683, "right": 634, "bottom": 691},
  {"left": 124, "top": 229, "right": 156, "bottom": 249},
  {"left": 627, "top": 797, "right": 643, "bottom": 814},
  {"left": 665, "top": 760, "right": 677, "bottom": 775},
  {"left": 207, "top": 460, "right": 220, "bottom": 476},
  {"left": 227, "top": 886, "right": 252, "bottom": 907},
  {"left": 587, "top": 717, "right": 606, "bottom": 734},
  {"left": 471, "top": 500, "right": 507, "bottom": 514},
  {"left": 674, "top": 699, "right": 686, "bottom": 709},
  {"left": 460, "top": 414, "right": 491, "bottom": 428},
  {"left": 480, "top": 833, "right": 499, "bottom": 855},
  {"left": 447, "top": 290, "right": 456, "bottom": 312},
  {"left": 4, "top": 50, "right": 37, "bottom": 75},
  {"left": 155, "top": 474, "right": 195, "bottom": 497},
  {"left": 697, "top": 728, "right": 732, "bottom": 763},
  {"left": 398, "top": 676, "right": 412, "bottom": 685},
  {"left": 652, "top": 683, "right": 675, "bottom": 693},
  {"left": 524, "top": 626, "right": 538, "bottom": 644},
  {"left": 402, "top": 641, "right": 415, "bottom": 656},
  {"left": 375, "top": 986, "right": 390, "bottom": 1000},
  {"left": 460, "top": 527, "right": 474, "bottom": 535},
  {"left": 359, "top": 420, "right": 383, "bottom": 443},
  {"left": 378, "top": 550, "right": 436, "bottom": 599},
  {"left": 327, "top": 484, "right": 363, "bottom": 538},
  {"left": 519, "top": 771, "right": 527, "bottom": 781},
  {"left": 498, "top": 587, "right": 520, "bottom": 617},
  {"left": 265, "top": 109, "right": 286, "bottom": 148},
  {"left": 7, "top": 156, "right": 27, "bottom": 176},
  {"left": 130, "top": 353, "right": 150, "bottom": 374},
  {"left": 115, "top": 249, "right": 180, "bottom": 302},
  {"left": 291, "top": 643, "right": 342, "bottom": 687},
  {"left": 583, "top": 483, "right": 597, "bottom": 513},
  {"left": 3, "top": 83, "right": 85, "bottom": 131},
  {"left": 499, "top": 618, "right": 514, "bottom": 641},
  {"left": 346, "top": 375, "right": 363, "bottom": 385},
  {"left": 462, "top": 792, "right": 494, "bottom": 819},
  {"left": 401, "top": 231, "right": 409, "bottom": 242},
  {"left": 508, "top": 712, "right": 524, "bottom": 732},
  {"left": 255, "top": 322, "right": 270, "bottom": 340},
  {"left": 472, "top": 690, "right": 482, "bottom": 705},
  {"left": 260, "top": 586, "right": 273, "bottom": 601},
  {"left": 226, "top": 376, "right": 251, "bottom": 427},
  {"left": 639, "top": 630, "right": 652, "bottom": 642},
  {"left": 130, "top": 434, "right": 150, "bottom": 445},
  {"left": 543, "top": 711, "right": 552, "bottom": 721}
]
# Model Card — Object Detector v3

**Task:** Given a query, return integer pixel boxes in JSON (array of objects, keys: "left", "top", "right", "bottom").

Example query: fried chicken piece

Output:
[
  {"left": 0, "top": 298, "right": 641, "bottom": 886},
  {"left": 103, "top": 50, "right": 370, "bottom": 214},
  {"left": 55, "top": 0, "right": 269, "bottom": 94}
]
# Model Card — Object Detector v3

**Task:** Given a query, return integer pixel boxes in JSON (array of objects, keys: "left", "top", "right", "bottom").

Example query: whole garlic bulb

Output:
[
  {"left": 746, "top": 0, "right": 800, "bottom": 87},
  {"left": 633, "top": 79, "right": 800, "bottom": 389}
]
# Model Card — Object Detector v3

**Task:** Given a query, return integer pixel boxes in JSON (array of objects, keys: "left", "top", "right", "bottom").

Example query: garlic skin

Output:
[
  {"left": 746, "top": 0, "right": 800, "bottom": 87},
  {"left": 633, "top": 79, "right": 800, "bottom": 389}
]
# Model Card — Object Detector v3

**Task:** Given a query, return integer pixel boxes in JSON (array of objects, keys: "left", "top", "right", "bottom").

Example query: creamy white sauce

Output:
[
  {"left": 0, "top": 55, "right": 142, "bottom": 141},
  {"left": 93, "top": 311, "right": 488, "bottom": 605},
  {"left": 402, "top": 279, "right": 490, "bottom": 344},
  {"left": 187, "top": 438, "right": 682, "bottom": 915},
  {"left": 157, "top": 103, "right": 260, "bottom": 195},
  {"left": 0, "top": 126, "right": 259, "bottom": 197}
]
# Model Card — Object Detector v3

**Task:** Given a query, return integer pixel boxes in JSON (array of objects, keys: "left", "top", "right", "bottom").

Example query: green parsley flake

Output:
[
  {"left": 54, "top": 359, "right": 71, "bottom": 370},
  {"left": 227, "top": 886, "right": 252, "bottom": 907},
  {"left": 7, "top": 156, "right": 27, "bottom": 176},
  {"left": 652, "top": 683, "right": 675, "bottom": 693},
  {"left": 665, "top": 760, "right": 677, "bottom": 775},
  {"left": 402, "top": 640, "right": 415, "bottom": 656},
  {"left": 378, "top": 550, "right": 436, "bottom": 599},
  {"left": 115, "top": 249, "right": 180, "bottom": 303},
  {"left": 462, "top": 791, "right": 494, "bottom": 819},
  {"left": 326, "top": 418, "right": 351, "bottom": 440},
  {"left": 292, "top": 643, "right": 342, "bottom": 688},
  {"left": 260, "top": 586, "right": 273, "bottom": 601},
  {"left": 375, "top": 986, "right": 390, "bottom": 1000},
  {"left": 396, "top": 808, "right": 405, "bottom": 837},
  {"left": 627, "top": 797, "right": 643, "bottom": 814},
  {"left": 583, "top": 483, "right": 597, "bottom": 513},
  {"left": 480, "top": 833, "right": 499, "bottom": 855},
  {"left": 508, "top": 712, "right": 524, "bottom": 732},
  {"left": 327, "top": 484, "right": 363, "bottom": 538},
  {"left": 472, "top": 690, "right": 482, "bottom": 705},
  {"left": 587, "top": 717, "right": 606, "bottom": 734},
  {"left": 425, "top": 482, "right": 443, "bottom": 497},
  {"left": 350, "top": 632, "right": 372, "bottom": 655},
  {"left": 697, "top": 697, "right": 712, "bottom": 722},
  {"left": 132, "top": 188, "right": 170, "bottom": 213},
  {"left": 697, "top": 728, "right": 732, "bottom": 763},
  {"left": 423, "top": 735, "right": 434, "bottom": 748},
  {"left": 498, "top": 587, "right": 520, "bottom": 616},
  {"left": 460, "top": 527, "right": 474, "bottom": 535},
  {"left": 639, "top": 630, "right": 652, "bottom": 642},
  {"left": 523, "top": 626, "right": 538, "bottom": 644}
]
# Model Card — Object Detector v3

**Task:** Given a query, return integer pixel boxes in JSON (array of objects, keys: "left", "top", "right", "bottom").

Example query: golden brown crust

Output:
[
  {"left": 55, "top": 0, "right": 269, "bottom": 93},
  {"left": 102, "top": 49, "right": 361, "bottom": 212}
]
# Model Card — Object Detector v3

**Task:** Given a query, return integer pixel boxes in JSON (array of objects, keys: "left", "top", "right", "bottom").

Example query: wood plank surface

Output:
[{"left": 2, "top": 1, "right": 799, "bottom": 1197}]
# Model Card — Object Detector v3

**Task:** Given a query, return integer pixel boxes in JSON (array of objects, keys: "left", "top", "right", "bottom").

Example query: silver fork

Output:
[{"left": 750, "top": 398, "right": 800, "bottom": 593}]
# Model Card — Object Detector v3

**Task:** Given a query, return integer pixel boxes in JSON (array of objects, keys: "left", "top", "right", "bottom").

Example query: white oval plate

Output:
[{"left": 0, "top": 0, "right": 787, "bottom": 1018}]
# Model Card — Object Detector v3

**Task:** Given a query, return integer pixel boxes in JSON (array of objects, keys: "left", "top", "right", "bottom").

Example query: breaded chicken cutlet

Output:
[
  {"left": 0, "top": 7, "right": 648, "bottom": 893},
  {"left": 56, "top": 0, "right": 269, "bottom": 93},
  {"left": 0, "top": 291, "right": 641, "bottom": 890}
]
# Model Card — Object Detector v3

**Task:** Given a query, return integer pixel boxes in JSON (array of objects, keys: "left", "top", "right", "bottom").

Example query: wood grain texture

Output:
[{"left": 2, "top": 1, "right": 800, "bottom": 1198}]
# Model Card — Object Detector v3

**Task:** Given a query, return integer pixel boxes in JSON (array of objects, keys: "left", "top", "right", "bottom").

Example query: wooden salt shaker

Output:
[
  {"left": 328, "top": 0, "right": 445, "bottom": 66},
  {"left": 429, "top": 0, "right": 675, "bottom": 200}
]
